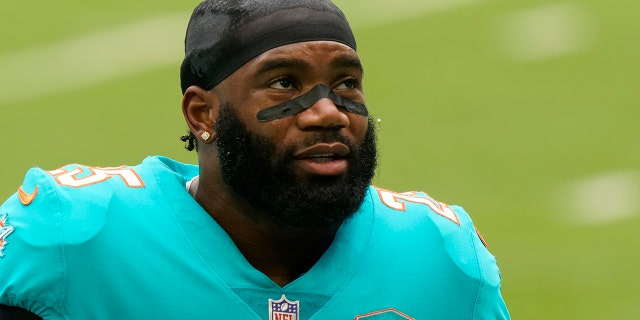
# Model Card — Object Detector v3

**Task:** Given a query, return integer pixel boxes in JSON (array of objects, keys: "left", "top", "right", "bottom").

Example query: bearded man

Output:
[{"left": 0, "top": 1, "right": 509, "bottom": 319}]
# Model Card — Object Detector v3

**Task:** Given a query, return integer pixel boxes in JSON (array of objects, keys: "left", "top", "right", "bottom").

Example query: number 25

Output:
[{"left": 376, "top": 188, "right": 460, "bottom": 225}]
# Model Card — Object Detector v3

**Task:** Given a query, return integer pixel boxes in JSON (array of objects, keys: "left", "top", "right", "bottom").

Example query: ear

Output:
[{"left": 182, "top": 86, "right": 219, "bottom": 144}]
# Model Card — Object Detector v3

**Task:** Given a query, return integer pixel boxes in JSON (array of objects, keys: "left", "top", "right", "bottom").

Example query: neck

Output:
[
  {"left": 191, "top": 175, "right": 337, "bottom": 287},
  {"left": 231, "top": 222, "right": 336, "bottom": 287}
]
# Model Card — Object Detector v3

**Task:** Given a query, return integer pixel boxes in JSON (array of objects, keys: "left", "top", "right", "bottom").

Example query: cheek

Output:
[
  {"left": 350, "top": 115, "right": 370, "bottom": 141},
  {"left": 253, "top": 117, "right": 297, "bottom": 143}
]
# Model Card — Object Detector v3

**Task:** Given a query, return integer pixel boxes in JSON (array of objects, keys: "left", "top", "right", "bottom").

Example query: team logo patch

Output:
[
  {"left": 0, "top": 213, "right": 15, "bottom": 257},
  {"left": 355, "top": 308, "right": 414, "bottom": 319},
  {"left": 269, "top": 295, "right": 299, "bottom": 320}
]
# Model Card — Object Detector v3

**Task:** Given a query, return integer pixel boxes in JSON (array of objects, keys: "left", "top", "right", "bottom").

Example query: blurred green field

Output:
[{"left": 1, "top": 0, "right": 639, "bottom": 318}]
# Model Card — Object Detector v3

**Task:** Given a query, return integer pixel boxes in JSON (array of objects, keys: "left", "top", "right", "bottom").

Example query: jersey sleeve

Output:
[
  {"left": 0, "top": 168, "right": 67, "bottom": 319},
  {"left": 368, "top": 187, "right": 510, "bottom": 318},
  {"left": 450, "top": 205, "right": 511, "bottom": 320}
]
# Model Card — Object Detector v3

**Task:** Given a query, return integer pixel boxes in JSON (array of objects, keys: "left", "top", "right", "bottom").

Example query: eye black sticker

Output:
[{"left": 257, "top": 84, "right": 368, "bottom": 122}]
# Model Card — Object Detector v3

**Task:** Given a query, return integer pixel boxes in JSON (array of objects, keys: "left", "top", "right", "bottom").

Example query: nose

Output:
[{"left": 296, "top": 97, "right": 350, "bottom": 130}]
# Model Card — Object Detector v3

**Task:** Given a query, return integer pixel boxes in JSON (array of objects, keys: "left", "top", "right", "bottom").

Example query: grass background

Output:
[{"left": 1, "top": 0, "right": 638, "bottom": 318}]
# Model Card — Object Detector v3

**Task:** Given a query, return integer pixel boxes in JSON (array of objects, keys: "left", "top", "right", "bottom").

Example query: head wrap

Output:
[{"left": 180, "top": 0, "right": 357, "bottom": 93}]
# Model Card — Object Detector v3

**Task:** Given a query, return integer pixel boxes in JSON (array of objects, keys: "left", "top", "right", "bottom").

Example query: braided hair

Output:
[{"left": 180, "top": 131, "right": 197, "bottom": 151}]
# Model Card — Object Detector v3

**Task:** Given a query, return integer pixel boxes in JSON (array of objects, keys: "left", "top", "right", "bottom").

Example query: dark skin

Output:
[
  {"left": 182, "top": 41, "right": 368, "bottom": 286},
  {"left": 0, "top": 41, "right": 368, "bottom": 318}
]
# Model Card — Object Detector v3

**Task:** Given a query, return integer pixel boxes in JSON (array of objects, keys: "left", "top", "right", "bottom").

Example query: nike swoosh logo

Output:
[{"left": 18, "top": 185, "right": 39, "bottom": 206}]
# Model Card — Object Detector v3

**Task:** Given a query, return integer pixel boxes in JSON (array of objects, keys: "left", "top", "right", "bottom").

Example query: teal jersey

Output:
[{"left": 0, "top": 156, "right": 509, "bottom": 319}]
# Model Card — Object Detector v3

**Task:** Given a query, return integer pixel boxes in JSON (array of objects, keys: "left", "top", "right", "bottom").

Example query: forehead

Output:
[{"left": 247, "top": 41, "right": 362, "bottom": 72}]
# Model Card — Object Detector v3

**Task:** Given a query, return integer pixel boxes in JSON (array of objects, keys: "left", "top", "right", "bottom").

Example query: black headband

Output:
[{"left": 180, "top": 0, "right": 357, "bottom": 93}]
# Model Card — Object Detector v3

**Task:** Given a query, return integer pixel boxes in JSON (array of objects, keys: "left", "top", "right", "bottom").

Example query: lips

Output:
[
  {"left": 293, "top": 143, "right": 350, "bottom": 175},
  {"left": 293, "top": 143, "right": 350, "bottom": 159}
]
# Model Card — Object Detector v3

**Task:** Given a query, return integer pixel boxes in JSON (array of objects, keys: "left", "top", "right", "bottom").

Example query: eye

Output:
[
  {"left": 269, "top": 78, "right": 296, "bottom": 90},
  {"left": 334, "top": 78, "right": 359, "bottom": 90}
]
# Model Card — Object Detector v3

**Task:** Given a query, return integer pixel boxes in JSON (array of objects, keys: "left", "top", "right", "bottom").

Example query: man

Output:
[{"left": 0, "top": 0, "right": 510, "bottom": 319}]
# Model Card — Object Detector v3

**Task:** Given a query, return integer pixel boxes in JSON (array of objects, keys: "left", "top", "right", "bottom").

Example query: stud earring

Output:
[{"left": 201, "top": 131, "right": 211, "bottom": 141}]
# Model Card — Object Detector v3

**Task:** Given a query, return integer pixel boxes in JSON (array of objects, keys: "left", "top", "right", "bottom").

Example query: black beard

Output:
[{"left": 214, "top": 105, "right": 377, "bottom": 231}]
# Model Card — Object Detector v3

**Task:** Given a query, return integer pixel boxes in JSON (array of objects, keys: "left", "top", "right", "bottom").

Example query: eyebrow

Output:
[
  {"left": 256, "top": 58, "right": 312, "bottom": 75},
  {"left": 330, "top": 55, "right": 364, "bottom": 74},
  {"left": 255, "top": 55, "right": 364, "bottom": 76}
]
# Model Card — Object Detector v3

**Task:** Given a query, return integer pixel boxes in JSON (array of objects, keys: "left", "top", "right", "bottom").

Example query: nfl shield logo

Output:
[{"left": 269, "top": 295, "right": 300, "bottom": 320}]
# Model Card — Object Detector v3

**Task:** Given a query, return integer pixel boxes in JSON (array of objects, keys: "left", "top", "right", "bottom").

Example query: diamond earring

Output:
[{"left": 201, "top": 131, "right": 211, "bottom": 141}]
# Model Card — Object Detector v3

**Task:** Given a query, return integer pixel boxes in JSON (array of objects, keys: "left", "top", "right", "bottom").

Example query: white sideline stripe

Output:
[
  {"left": 0, "top": 0, "right": 483, "bottom": 107},
  {"left": 0, "top": 13, "right": 188, "bottom": 107},
  {"left": 554, "top": 170, "right": 640, "bottom": 225},
  {"left": 498, "top": 3, "right": 593, "bottom": 61},
  {"left": 335, "top": 0, "right": 485, "bottom": 28}
]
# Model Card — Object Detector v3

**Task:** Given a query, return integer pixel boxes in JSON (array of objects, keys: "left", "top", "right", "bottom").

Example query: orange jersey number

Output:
[
  {"left": 47, "top": 166, "right": 144, "bottom": 188},
  {"left": 376, "top": 187, "right": 460, "bottom": 225}
]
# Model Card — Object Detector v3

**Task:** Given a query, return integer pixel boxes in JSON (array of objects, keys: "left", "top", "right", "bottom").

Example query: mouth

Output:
[
  {"left": 305, "top": 154, "right": 342, "bottom": 162},
  {"left": 293, "top": 143, "right": 350, "bottom": 176}
]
